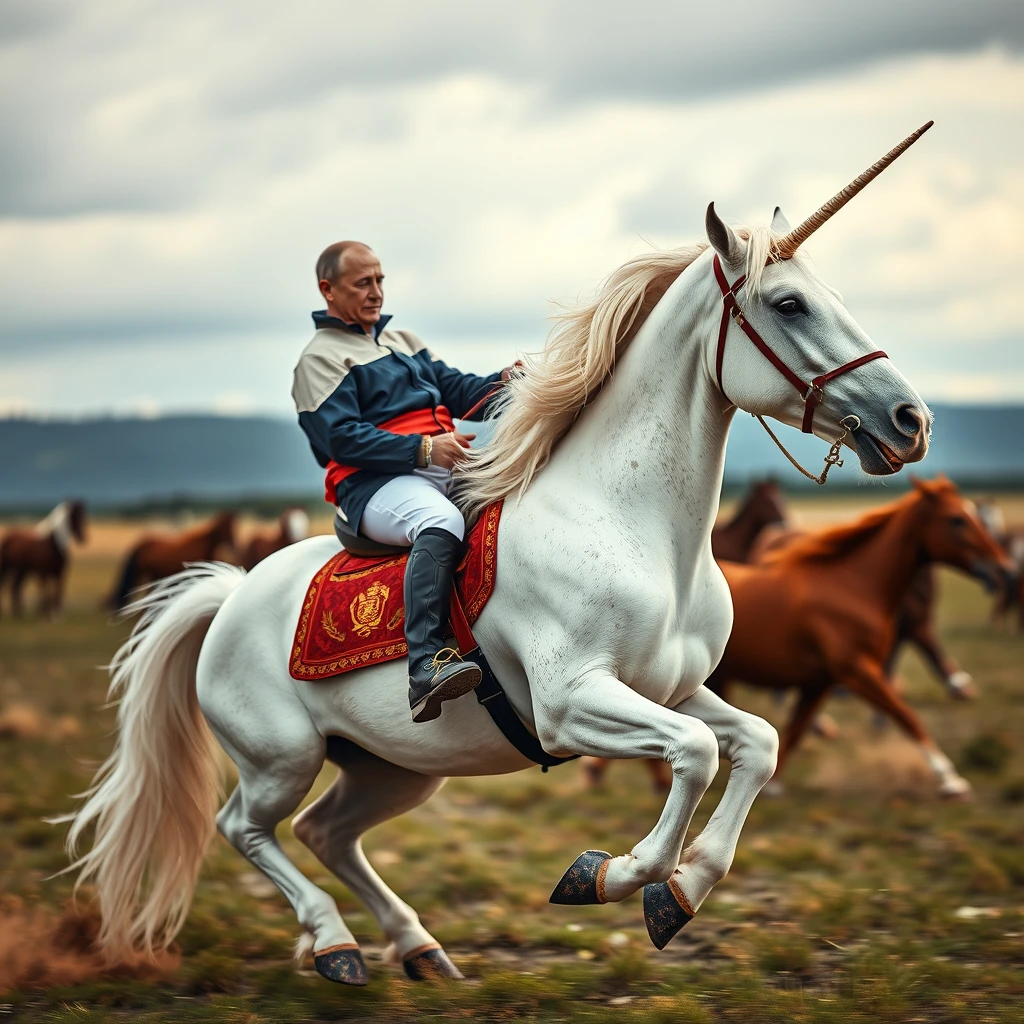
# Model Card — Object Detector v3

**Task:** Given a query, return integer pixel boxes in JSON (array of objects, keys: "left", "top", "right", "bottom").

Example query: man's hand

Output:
[
  {"left": 430, "top": 431, "right": 476, "bottom": 469},
  {"left": 501, "top": 360, "right": 525, "bottom": 382}
]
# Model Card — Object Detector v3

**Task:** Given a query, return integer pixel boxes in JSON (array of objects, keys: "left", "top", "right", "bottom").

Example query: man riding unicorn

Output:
[{"left": 292, "top": 242, "right": 518, "bottom": 722}]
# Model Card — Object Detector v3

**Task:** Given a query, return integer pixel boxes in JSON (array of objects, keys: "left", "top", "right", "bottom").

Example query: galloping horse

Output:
[
  {"left": 0, "top": 500, "right": 87, "bottom": 617},
  {"left": 108, "top": 512, "right": 236, "bottom": 610},
  {"left": 751, "top": 525, "right": 982, "bottom": 702},
  {"left": 65, "top": 127, "right": 934, "bottom": 983},
  {"left": 239, "top": 509, "right": 310, "bottom": 571},
  {"left": 709, "top": 478, "right": 1011, "bottom": 798},
  {"left": 710, "top": 480, "right": 788, "bottom": 563}
]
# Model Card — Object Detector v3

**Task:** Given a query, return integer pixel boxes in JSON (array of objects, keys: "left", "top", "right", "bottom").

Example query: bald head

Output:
[
  {"left": 317, "top": 241, "right": 385, "bottom": 333},
  {"left": 316, "top": 240, "right": 375, "bottom": 283}
]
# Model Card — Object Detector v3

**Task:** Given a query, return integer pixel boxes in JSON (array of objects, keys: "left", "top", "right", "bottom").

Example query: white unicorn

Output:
[{"left": 64, "top": 126, "right": 935, "bottom": 985}]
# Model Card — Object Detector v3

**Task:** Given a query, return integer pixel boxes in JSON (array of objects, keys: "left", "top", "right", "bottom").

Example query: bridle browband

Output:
[{"left": 712, "top": 253, "right": 887, "bottom": 435}]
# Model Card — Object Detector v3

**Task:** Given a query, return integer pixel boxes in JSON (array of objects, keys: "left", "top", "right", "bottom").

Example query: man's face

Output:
[{"left": 320, "top": 247, "right": 385, "bottom": 331}]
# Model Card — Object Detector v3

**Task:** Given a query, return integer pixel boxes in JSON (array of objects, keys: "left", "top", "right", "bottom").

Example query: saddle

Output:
[
  {"left": 290, "top": 503, "right": 500, "bottom": 680},
  {"left": 289, "top": 502, "right": 573, "bottom": 769}
]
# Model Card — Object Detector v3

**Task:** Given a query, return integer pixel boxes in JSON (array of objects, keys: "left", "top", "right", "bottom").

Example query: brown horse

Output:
[
  {"left": 109, "top": 512, "right": 237, "bottom": 610},
  {"left": 239, "top": 509, "right": 310, "bottom": 571},
  {"left": 709, "top": 477, "right": 1011, "bottom": 798},
  {"left": 982, "top": 501, "right": 1024, "bottom": 630},
  {"left": 709, "top": 479, "right": 788, "bottom": 563},
  {"left": 0, "top": 500, "right": 87, "bottom": 617},
  {"left": 752, "top": 530, "right": 981, "bottom": 702}
]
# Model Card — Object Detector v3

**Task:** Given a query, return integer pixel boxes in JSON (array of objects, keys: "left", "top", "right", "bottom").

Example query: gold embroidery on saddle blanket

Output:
[{"left": 289, "top": 502, "right": 501, "bottom": 680}]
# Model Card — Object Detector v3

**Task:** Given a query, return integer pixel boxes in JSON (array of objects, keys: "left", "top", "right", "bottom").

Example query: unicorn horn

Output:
[{"left": 775, "top": 121, "right": 934, "bottom": 259}]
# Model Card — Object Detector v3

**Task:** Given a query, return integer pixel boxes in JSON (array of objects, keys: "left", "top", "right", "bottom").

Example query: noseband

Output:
[{"left": 712, "top": 254, "right": 888, "bottom": 483}]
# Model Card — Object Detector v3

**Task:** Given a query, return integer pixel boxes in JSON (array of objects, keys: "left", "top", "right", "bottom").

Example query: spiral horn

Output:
[{"left": 774, "top": 121, "right": 934, "bottom": 259}]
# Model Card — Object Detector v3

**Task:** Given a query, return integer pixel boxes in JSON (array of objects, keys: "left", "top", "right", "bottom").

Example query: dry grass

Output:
[{"left": 0, "top": 496, "right": 1021, "bottom": 1022}]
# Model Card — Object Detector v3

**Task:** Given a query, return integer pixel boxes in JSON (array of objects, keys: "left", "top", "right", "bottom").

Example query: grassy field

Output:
[{"left": 1, "top": 498, "right": 1022, "bottom": 1022}]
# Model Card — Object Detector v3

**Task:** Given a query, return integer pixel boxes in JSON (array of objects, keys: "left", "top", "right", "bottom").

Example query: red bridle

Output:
[{"left": 712, "top": 254, "right": 887, "bottom": 434}]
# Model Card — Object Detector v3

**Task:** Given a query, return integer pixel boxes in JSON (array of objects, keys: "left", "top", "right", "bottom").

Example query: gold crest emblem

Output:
[{"left": 350, "top": 581, "right": 390, "bottom": 637}]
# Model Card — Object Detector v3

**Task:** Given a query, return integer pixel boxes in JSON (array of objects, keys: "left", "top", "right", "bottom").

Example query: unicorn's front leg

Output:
[
  {"left": 537, "top": 671, "right": 720, "bottom": 913},
  {"left": 665, "top": 687, "right": 779, "bottom": 922}
]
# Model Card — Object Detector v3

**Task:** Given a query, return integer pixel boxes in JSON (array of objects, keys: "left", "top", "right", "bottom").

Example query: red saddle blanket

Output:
[{"left": 290, "top": 502, "right": 501, "bottom": 680}]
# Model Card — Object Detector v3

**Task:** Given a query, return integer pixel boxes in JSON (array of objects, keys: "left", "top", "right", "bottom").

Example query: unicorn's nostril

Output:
[{"left": 894, "top": 404, "right": 925, "bottom": 438}]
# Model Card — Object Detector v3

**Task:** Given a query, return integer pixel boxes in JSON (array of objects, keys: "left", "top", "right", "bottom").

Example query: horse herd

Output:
[
  {"left": 0, "top": 504, "right": 309, "bottom": 616},
  {"left": 1, "top": 479, "right": 1019, "bottom": 802}
]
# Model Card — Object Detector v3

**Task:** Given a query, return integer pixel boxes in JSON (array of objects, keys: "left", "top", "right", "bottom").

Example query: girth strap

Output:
[
  {"left": 712, "top": 254, "right": 887, "bottom": 434},
  {"left": 448, "top": 588, "right": 577, "bottom": 770}
]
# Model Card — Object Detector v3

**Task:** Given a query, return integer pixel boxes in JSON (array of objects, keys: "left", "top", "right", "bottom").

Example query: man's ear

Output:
[
  {"left": 318, "top": 278, "right": 333, "bottom": 300},
  {"left": 706, "top": 203, "right": 744, "bottom": 269},
  {"left": 771, "top": 206, "right": 792, "bottom": 234}
]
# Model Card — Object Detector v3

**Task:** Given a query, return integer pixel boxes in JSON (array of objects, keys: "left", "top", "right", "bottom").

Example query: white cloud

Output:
[{"left": 0, "top": 39, "right": 1022, "bottom": 412}]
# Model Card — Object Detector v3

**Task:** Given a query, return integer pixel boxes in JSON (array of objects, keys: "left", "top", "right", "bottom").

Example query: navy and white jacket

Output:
[{"left": 292, "top": 312, "right": 503, "bottom": 533}]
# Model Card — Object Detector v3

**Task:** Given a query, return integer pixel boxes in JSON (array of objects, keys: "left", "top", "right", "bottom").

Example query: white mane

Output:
[
  {"left": 34, "top": 501, "right": 73, "bottom": 553},
  {"left": 455, "top": 226, "right": 779, "bottom": 519}
]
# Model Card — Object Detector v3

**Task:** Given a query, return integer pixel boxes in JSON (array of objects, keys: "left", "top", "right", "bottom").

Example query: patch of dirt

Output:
[
  {"left": 0, "top": 897, "right": 179, "bottom": 994},
  {"left": 808, "top": 732, "right": 938, "bottom": 798},
  {"left": 0, "top": 702, "right": 81, "bottom": 742}
]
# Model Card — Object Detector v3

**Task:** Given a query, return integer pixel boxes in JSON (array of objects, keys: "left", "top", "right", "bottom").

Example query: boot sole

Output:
[{"left": 411, "top": 663, "right": 483, "bottom": 723}]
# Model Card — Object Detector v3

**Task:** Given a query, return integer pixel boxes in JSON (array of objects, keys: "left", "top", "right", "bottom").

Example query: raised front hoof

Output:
[
  {"left": 313, "top": 944, "right": 368, "bottom": 986},
  {"left": 643, "top": 877, "right": 695, "bottom": 950},
  {"left": 549, "top": 849, "right": 611, "bottom": 905},
  {"left": 403, "top": 944, "right": 465, "bottom": 982},
  {"left": 947, "top": 672, "right": 978, "bottom": 700},
  {"left": 939, "top": 777, "right": 974, "bottom": 802}
]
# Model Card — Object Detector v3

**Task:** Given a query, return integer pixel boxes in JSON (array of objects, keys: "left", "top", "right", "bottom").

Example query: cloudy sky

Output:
[{"left": 2, "top": 0, "right": 1023, "bottom": 417}]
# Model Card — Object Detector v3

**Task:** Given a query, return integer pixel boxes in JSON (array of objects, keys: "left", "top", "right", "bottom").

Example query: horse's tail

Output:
[
  {"left": 109, "top": 548, "right": 140, "bottom": 610},
  {"left": 59, "top": 563, "right": 246, "bottom": 960}
]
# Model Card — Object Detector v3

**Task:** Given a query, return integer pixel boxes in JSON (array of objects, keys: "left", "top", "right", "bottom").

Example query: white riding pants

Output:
[{"left": 358, "top": 465, "right": 466, "bottom": 545}]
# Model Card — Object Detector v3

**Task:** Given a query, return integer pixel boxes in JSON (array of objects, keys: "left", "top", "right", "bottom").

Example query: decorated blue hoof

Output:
[
  {"left": 549, "top": 849, "right": 612, "bottom": 905},
  {"left": 643, "top": 876, "right": 695, "bottom": 950},
  {"left": 313, "top": 943, "right": 368, "bottom": 986},
  {"left": 403, "top": 943, "right": 465, "bottom": 981}
]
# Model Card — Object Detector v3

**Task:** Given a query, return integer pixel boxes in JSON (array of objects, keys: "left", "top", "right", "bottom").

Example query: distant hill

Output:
[
  {"left": 1, "top": 405, "right": 1022, "bottom": 510},
  {"left": 0, "top": 415, "right": 321, "bottom": 509}
]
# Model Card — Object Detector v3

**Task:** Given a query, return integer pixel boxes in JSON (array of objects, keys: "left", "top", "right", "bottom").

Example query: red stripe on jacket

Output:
[{"left": 323, "top": 405, "right": 455, "bottom": 503}]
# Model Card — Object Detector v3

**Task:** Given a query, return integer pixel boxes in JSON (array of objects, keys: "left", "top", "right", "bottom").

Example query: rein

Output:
[{"left": 712, "top": 254, "right": 886, "bottom": 485}]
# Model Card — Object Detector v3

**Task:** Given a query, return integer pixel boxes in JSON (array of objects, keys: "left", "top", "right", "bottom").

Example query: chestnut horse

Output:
[
  {"left": 709, "top": 478, "right": 1011, "bottom": 797},
  {"left": 239, "top": 509, "right": 310, "bottom": 571},
  {"left": 709, "top": 479, "right": 788, "bottom": 563},
  {"left": 109, "top": 512, "right": 236, "bottom": 610},
  {"left": 0, "top": 500, "right": 87, "bottom": 617},
  {"left": 750, "top": 531, "right": 981, "bottom": 701}
]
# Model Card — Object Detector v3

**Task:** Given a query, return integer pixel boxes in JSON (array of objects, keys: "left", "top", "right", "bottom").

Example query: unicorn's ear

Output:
[
  {"left": 771, "top": 206, "right": 792, "bottom": 234},
  {"left": 706, "top": 203, "right": 744, "bottom": 269}
]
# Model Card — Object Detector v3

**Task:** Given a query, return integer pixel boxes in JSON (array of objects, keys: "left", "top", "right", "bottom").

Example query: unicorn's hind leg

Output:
[
  {"left": 292, "top": 739, "right": 460, "bottom": 981},
  {"left": 206, "top": 708, "right": 368, "bottom": 985}
]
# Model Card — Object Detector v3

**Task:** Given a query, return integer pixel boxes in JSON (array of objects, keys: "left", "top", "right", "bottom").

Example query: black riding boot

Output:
[{"left": 404, "top": 527, "right": 482, "bottom": 722}]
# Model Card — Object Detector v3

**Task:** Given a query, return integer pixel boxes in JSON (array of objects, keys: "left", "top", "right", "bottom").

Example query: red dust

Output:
[{"left": 0, "top": 896, "right": 179, "bottom": 994}]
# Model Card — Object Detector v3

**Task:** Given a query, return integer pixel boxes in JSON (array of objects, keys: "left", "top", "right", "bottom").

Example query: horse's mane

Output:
[
  {"left": 762, "top": 492, "right": 920, "bottom": 565},
  {"left": 33, "top": 501, "right": 69, "bottom": 536},
  {"left": 455, "top": 226, "right": 780, "bottom": 519},
  {"left": 181, "top": 512, "right": 233, "bottom": 541}
]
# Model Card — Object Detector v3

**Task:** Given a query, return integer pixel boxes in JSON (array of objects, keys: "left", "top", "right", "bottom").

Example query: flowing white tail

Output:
[{"left": 61, "top": 564, "right": 245, "bottom": 959}]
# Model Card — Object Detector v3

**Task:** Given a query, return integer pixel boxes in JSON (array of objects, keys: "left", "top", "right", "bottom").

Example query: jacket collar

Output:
[{"left": 312, "top": 311, "right": 392, "bottom": 338}]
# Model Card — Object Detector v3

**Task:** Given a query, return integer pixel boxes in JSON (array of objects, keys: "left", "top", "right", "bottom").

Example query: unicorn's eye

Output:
[{"left": 774, "top": 298, "right": 803, "bottom": 317}]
